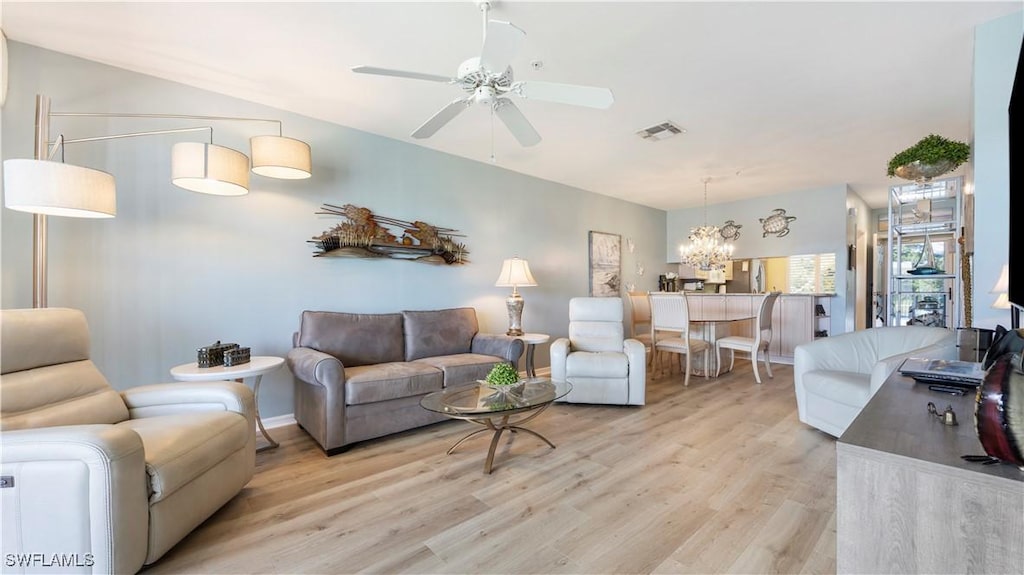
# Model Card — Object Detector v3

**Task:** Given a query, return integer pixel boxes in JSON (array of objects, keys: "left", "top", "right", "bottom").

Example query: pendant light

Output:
[{"left": 679, "top": 177, "right": 734, "bottom": 271}]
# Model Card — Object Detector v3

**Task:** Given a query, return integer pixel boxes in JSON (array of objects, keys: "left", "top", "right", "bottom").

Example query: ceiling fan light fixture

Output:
[
  {"left": 250, "top": 135, "right": 312, "bottom": 180},
  {"left": 171, "top": 142, "right": 249, "bottom": 196}
]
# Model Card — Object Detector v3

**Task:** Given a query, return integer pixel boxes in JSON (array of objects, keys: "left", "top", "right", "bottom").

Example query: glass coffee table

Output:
[{"left": 420, "top": 378, "right": 571, "bottom": 474}]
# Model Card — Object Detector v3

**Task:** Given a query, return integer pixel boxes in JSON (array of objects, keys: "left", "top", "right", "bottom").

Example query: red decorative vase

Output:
[{"left": 975, "top": 352, "right": 1024, "bottom": 467}]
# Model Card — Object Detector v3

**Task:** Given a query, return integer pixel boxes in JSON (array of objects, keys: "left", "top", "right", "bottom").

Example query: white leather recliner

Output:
[
  {"left": 0, "top": 308, "right": 256, "bottom": 573},
  {"left": 550, "top": 297, "right": 646, "bottom": 405},
  {"left": 793, "top": 326, "right": 956, "bottom": 437}
]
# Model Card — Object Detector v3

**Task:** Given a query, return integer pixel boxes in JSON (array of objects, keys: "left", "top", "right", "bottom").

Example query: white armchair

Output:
[
  {"left": 551, "top": 297, "right": 646, "bottom": 405},
  {"left": 0, "top": 308, "right": 255, "bottom": 573},
  {"left": 793, "top": 326, "right": 956, "bottom": 437}
]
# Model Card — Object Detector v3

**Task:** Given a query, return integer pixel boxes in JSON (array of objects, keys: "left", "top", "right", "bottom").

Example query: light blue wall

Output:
[
  {"left": 972, "top": 11, "right": 1023, "bottom": 329},
  {"left": 1, "top": 43, "right": 667, "bottom": 417},
  {"left": 666, "top": 184, "right": 851, "bottom": 334}
]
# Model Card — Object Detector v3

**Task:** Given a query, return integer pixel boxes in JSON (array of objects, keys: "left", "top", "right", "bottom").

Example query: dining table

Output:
[{"left": 688, "top": 313, "right": 755, "bottom": 376}]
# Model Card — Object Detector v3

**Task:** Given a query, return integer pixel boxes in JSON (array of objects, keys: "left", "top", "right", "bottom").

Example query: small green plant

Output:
[
  {"left": 484, "top": 362, "right": 519, "bottom": 386},
  {"left": 887, "top": 134, "right": 970, "bottom": 177}
]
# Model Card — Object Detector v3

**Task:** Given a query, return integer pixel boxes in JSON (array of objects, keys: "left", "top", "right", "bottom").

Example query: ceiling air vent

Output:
[{"left": 636, "top": 121, "right": 685, "bottom": 141}]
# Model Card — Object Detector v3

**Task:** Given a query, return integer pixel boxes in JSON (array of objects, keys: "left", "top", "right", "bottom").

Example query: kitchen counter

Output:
[{"left": 669, "top": 292, "right": 836, "bottom": 361}]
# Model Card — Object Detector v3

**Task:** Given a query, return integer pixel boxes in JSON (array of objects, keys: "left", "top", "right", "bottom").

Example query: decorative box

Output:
[
  {"left": 223, "top": 346, "right": 251, "bottom": 367},
  {"left": 197, "top": 341, "right": 239, "bottom": 368}
]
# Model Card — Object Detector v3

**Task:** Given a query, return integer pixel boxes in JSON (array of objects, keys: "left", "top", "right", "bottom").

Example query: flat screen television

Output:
[{"left": 1009, "top": 38, "right": 1023, "bottom": 325}]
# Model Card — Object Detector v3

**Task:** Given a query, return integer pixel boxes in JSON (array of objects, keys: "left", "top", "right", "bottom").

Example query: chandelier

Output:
[{"left": 680, "top": 177, "right": 734, "bottom": 271}]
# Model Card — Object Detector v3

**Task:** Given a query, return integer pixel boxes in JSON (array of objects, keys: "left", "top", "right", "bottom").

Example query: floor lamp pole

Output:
[{"left": 33, "top": 94, "right": 50, "bottom": 308}]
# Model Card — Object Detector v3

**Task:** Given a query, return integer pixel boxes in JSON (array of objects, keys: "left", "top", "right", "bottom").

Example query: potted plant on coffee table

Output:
[{"left": 481, "top": 362, "right": 523, "bottom": 392}]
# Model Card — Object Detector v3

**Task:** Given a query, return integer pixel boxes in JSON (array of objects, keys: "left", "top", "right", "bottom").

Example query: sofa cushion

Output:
[
  {"left": 403, "top": 308, "right": 478, "bottom": 361},
  {"left": 413, "top": 353, "right": 504, "bottom": 387},
  {"left": 344, "top": 362, "right": 443, "bottom": 405},
  {"left": 297, "top": 310, "right": 404, "bottom": 367},
  {"left": 117, "top": 411, "right": 249, "bottom": 504},
  {"left": 566, "top": 351, "right": 629, "bottom": 378},
  {"left": 802, "top": 370, "right": 871, "bottom": 408}
]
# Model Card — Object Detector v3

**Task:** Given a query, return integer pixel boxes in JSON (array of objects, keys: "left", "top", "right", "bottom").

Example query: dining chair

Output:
[
  {"left": 648, "top": 292, "right": 709, "bottom": 386},
  {"left": 714, "top": 291, "right": 781, "bottom": 383},
  {"left": 625, "top": 291, "right": 654, "bottom": 365}
]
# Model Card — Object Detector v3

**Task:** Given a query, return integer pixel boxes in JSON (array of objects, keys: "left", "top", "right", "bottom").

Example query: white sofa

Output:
[
  {"left": 551, "top": 297, "right": 646, "bottom": 405},
  {"left": 793, "top": 326, "right": 956, "bottom": 437}
]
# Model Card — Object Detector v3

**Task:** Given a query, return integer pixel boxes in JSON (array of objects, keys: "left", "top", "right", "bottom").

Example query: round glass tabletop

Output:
[{"left": 420, "top": 378, "right": 571, "bottom": 418}]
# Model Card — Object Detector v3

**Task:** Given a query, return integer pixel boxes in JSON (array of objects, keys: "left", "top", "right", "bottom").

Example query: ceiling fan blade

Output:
[
  {"left": 411, "top": 99, "right": 472, "bottom": 139},
  {"left": 514, "top": 81, "right": 614, "bottom": 109},
  {"left": 351, "top": 65, "right": 454, "bottom": 83},
  {"left": 480, "top": 20, "right": 525, "bottom": 73},
  {"left": 494, "top": 99, "right": 541, "bottom": 147}
]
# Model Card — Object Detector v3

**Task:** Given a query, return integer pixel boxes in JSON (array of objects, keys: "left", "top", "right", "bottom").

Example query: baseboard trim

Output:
[{"left": 261, "top": 413, "right": 297, "bottom": 430}]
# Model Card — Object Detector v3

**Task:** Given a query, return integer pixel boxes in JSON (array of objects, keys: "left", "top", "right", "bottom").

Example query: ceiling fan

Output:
[{"left": 352, "top": 1, "right": 614, "bottom": 147}]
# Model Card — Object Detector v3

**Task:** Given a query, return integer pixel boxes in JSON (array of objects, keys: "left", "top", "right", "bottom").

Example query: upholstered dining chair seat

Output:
[
  {"left": 714, "top": 292, "right": 780, "bottom": 384},
  {"left": 654, "top": 336, "right": 709, "bottom": 353},
  {"left": 648, "top": 292, "right": 709, "bottom": 386}
]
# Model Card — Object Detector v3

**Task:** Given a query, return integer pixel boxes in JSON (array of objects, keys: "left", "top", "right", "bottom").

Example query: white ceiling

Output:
[{"left": 3, "top": 1, "right": 1021, "bottom": 210}]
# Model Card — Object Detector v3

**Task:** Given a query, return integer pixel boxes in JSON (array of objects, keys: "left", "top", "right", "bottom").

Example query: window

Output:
[{"left": 788, "top": 253, "right": 836, "bottom": 293}]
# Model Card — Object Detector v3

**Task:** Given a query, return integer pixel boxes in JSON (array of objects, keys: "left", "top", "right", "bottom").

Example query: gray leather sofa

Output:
[
  {"left": 0, "top": 308, "right": 255, "bottom": 573},
  {"left": 287, "top": 307, "right": 524, "bottom": 454}
]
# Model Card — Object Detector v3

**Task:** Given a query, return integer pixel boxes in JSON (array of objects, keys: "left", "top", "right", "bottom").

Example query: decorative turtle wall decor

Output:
[
  {"left": 719, "top": 220, "right": 742, "bottom": 240},
  {"left": 760, "top": 209, "right": 797, "bottom": 238}
]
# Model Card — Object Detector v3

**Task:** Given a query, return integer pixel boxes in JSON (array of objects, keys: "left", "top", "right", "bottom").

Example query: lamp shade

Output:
[
  {"left": 3, "top": 159, "right": 116, "bottom": 218},
  {"left": 250, "top": 135, "right": 312, "bottom": 179},
  {"left": 171, "top": 142, "right": 249, "bottom": 196},
  {"left": 992, "top": 264, "right": 1010, "bottom": 294},
  {"left": 495, "top": 257, "right": 537, "bottom": 287}
]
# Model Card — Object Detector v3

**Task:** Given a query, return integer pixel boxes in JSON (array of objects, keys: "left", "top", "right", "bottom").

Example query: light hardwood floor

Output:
[{"left": 146, "top": 364, "right": 837, "bottom": 574}]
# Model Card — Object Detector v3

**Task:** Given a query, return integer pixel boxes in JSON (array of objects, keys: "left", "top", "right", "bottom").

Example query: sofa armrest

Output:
[
  {"left": 287, "top": 347, "right": 346, "bottom": 389},
  {"left": 121, "top": 381, "right": 254, "bottom": 425},
  {"left": 286, "top": 347, "right": 348, "bottom": 452},
  {"left": 0, "top": 425, "right": 149, "bottom": 574},
  {"left": 471, "top": 334, "right": 525, "bottom": 364},
  {"left": 624, "top": 338, "right": 646, "bottom": 405},
  {"left": 550, "top": 337, "right": 570, "bottom": 383},
  {"left": 869, "top": 339, "right": 959, "bottom": 395}
]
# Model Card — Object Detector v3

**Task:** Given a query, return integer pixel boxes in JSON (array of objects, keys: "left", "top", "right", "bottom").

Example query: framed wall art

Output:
[{"left": 589, "top": 231, "right": 621, "bottom": 297}]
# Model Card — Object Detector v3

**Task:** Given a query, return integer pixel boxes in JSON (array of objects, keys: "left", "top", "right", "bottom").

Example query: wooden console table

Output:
[{"left": 837, "top": 371, "right": 1023, "bottom": 574}]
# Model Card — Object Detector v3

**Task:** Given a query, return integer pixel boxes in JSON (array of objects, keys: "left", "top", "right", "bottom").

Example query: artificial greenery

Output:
[
  {"left": 887, "top": 134, "right": 970, "bottom": 177},
  {"left": 484, "top": 362, "right": 520, "bottom": 386}
]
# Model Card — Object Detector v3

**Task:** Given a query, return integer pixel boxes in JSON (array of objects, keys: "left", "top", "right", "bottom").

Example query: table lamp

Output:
[{"left": 495, "top": 257, "right": 537, "bottom": 336}]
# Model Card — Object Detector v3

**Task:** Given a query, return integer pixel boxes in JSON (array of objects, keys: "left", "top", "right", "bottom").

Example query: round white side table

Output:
[
  {"left": 170, "top": 355, "right": 284, "bottom": 451},
  {"left": 516, "top": 333, "right": 550, "bottom": 378}
]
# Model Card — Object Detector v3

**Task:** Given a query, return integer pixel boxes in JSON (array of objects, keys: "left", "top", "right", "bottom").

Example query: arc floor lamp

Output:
[{"left": 3, "top": 94, "right": 312, "bottom": 308}]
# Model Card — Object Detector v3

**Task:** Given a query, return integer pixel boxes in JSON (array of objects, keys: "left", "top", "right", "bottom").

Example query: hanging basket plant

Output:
[{"left": 887, "top": 134, "right": 970, "bottom": 181}]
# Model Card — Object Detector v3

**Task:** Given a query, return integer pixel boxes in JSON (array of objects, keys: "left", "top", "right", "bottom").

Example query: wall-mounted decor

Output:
[
  {"left": 719, "top": 220, "right": 743, "bottom": 240},
  {"left": 589, "top": 231, "right": 621, "bottom": 297},
  {"left": 759, "top": 209, "right": 797, "bottom": 238},
  {"left": 309, "top": 203, "right": 468, "bottom": 264}
]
